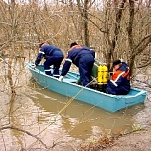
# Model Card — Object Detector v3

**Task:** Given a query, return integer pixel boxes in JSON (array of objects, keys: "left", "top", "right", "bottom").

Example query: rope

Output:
[{"left": 58, "top": 77, "right": 97, "bottom": 115}]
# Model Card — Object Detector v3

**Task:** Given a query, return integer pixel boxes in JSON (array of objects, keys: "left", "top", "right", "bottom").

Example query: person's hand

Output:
[
  {"left": 58, "top": 76, "right": 63, "bottom": 82},
  {"left": 31, "top": 64, "right": 36, "bottom": 69}
]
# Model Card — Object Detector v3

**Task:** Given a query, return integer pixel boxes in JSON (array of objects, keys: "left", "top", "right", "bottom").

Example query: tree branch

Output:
[
  {"left": 132, "top": 33, "right": 151, "bottom": 57},
  {"left": 136, "top": 59, "right": 151, "bottom": 68},
  {"left": 0, "top": 126, "right": 48, "bottom": 149}
]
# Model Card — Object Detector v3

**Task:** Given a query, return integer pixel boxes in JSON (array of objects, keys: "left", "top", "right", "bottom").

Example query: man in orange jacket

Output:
[{"left": 106, "top": 59, "right": 130, "bottom": 95}]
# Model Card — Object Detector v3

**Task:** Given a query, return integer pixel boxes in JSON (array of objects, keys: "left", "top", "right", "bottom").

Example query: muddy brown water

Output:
[
  {"left": 0, "top": 65, "right": 150, "bottom": 150},
  {"left": 27, "top": 79, "right": 144, "bottom": 138}
]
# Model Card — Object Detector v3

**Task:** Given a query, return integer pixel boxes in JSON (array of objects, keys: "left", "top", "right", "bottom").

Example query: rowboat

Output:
[{"left": 27, "top": 62, "right": 147, "bottom": 112}]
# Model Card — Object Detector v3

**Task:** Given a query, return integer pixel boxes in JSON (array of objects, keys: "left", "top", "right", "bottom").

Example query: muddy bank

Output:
[{"left": 102, "top": 126, "right": 151, "bottom": 151}]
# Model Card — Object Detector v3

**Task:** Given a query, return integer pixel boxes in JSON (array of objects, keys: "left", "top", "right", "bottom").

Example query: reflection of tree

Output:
[
  {"left": 0, "top": 126, "right": 48, "bottom": 149},
  {"left": 9, "top": 93, "right": 24, "bottom": 148},
  {"left": 0, "top": 93, "right": 49, "bottom": 150}
]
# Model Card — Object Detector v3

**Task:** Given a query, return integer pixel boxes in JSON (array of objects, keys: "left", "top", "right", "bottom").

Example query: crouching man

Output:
[{"left": 58, "top": 42, "right": 95, "bottom": 88}]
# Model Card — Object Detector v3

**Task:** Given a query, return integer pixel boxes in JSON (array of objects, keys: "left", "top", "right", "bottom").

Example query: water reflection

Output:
[
  {"left": 26, "top": 78, "right": 145, "bottom": 140},
  {"left": 9, "top": 94, "right": 24, "bottom": 148}
]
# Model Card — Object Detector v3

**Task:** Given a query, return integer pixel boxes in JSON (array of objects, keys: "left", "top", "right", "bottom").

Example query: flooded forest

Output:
[{"left": 0, "top": 0, "right": 151, "bottom": 150}]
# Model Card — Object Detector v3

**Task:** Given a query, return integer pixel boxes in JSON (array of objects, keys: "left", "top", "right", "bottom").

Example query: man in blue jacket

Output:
[
  {"left": 106, "top": 59, "right": 130, "bottom": 95},
  {"left": 32, "top": 42, "right": 64, "bottom": 78},
  {"left": 58, "top": 42, "right": 95, "bottom": 88}
]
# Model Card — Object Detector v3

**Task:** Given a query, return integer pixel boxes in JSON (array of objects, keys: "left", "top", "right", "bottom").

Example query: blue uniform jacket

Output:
[
  {"left": 35, "top": 45, "right": 63, "bottom": 66},
  {"left": 61, "top": 45, "right": 95, "bottom": 76},
  {"left": 107, "top": 62, "right": 130, "bottom": 95}
]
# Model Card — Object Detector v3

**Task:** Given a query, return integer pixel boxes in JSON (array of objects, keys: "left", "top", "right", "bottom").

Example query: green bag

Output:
[{"left": 91, "top": 60, "right": 101, "bottom": 78}]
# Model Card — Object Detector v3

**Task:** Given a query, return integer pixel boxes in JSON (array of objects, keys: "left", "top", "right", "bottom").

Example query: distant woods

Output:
[{"left": 0, "top": 0, "right": 151, "bottom": 92}]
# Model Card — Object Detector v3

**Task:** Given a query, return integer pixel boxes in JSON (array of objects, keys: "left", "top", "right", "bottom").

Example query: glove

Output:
[
  {"left": 31, "top": 64, "right": 36, "bottom": 69},
  {"left": 58, "top": 76, "right": 63, "bottom": 82}
]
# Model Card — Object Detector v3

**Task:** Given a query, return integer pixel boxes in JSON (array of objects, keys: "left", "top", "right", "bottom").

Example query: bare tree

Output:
[
  {"left": 127, "top": 0, "right": 151, "bottom": 75},
  {"left": 102, "top": 0, "right": 127, "bottom": 70}
]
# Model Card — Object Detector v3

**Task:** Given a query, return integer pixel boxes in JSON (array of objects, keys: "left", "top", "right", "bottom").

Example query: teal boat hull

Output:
[{"left": 27, "top": 63, "right": 147, "bottom": 112}]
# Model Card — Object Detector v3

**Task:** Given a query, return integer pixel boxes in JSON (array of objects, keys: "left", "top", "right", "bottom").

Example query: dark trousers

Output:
[
  {"left": 106, "top": 84, "right": 130, "bottom": 95},
  {"left": 79, "top": 55, "right": 94, "bottom": 87},
  {"left": 44, "top": 56, "right": 63, "bottom": 77}
]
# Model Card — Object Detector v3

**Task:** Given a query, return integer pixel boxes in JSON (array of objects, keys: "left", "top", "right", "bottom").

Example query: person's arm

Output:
[
  {"left": 35, "top": 48, "right": 44, "bottom": 66},
  {"left": 58, "top": 54, "right": 72, "bottom": 82},
  {"left": 58, "top": 59, "right": 72, "bottom": 81},
  {"left": 90, "top": 49, "right": 95, "bottom": 58},
  {"left": 61, "top": 58, "right": 72, "bottom": 76},
  {"left": 110, "top": 70, "right": 125, "bottom": 87}
]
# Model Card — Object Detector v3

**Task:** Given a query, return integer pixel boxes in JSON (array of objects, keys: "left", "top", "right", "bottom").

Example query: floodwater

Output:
[
  {"left": 0, "top": 65, "right": 150, "bottom": 150},
  {"left": 28, "top": 79, "right": 144, "bottom": 137}
]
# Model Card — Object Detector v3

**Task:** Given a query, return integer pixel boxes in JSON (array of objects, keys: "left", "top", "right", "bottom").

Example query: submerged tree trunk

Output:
[
  {"left": 106, "top": 0, "right": 126, "bottom": 70},
  {"left": 127, "top": 0, "right": 151, "bottom": 75},
  {"left": 127, "top": 0, "right": 135, "bottom": 76},
  {"left": 77, "top": 0, "right": 90, "bottom": 46},
  {"left": 7, "top": 58, "right": 16, "bottom": 94},
  {"left": 7, "top": 0, "right": 16, "bottom": 94},
  {"left": 83, "top": 0, "right": 89, "bottom": 47}
]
